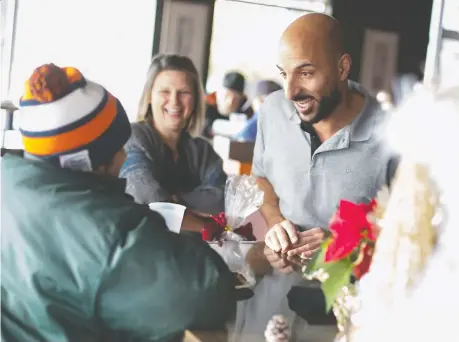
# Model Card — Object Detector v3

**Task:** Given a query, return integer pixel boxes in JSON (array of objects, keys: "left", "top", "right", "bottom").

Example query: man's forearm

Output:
[
  {"left": 256, "top": 177, "right": 285, "bottom": 227},
  {"left": 260, "top": 203, "right": 284, "bottom": 228}
]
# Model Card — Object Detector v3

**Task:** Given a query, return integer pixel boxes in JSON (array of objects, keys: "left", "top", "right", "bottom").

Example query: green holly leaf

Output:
[{"left": 321, "top": 258, "right": 353, "bottom": 312}]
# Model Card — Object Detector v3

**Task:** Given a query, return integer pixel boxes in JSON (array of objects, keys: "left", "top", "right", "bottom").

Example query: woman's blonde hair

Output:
[{"left": 137, "top": 54, "right": 206, "bottom": 136}]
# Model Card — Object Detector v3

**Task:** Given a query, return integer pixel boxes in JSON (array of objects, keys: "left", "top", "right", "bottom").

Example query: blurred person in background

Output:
[
  {"left": 234, "top": 80, "right": 282, "bottom": 141},
  {"left": 203, "top": 71, "right": 253, "bottom": 138},
  {"left": 121, "top": 54, "right": 227, "bottom": 220},
  {"left": 1, "top": 63, "right": 238, "bottom": 342}
]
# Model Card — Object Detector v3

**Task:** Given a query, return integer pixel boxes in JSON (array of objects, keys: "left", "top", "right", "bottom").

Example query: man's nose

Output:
[{"left": 284, "top": 78, "right": 299, "bottom": 101}]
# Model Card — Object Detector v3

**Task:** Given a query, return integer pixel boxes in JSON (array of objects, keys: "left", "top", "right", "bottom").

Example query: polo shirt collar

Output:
[{"left": 348, "top": 81, "right": 378, "bottom": 143}]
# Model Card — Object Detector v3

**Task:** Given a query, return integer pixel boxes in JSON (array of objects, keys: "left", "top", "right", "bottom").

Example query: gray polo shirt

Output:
[{"left": 252, "top": 82, "right": 397, "bottom": 231}]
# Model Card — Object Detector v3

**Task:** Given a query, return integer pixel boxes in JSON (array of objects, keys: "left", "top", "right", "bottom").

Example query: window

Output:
[
  {"left": 206, "top": 0, "right": 331, "bottom": 93},
  {"left": 6, "top": 0, "right": 157, "bottom": 122}
]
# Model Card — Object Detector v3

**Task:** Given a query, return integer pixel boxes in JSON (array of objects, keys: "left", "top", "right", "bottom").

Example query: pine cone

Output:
[{"left": 264, "top": 315, "right": 291, "bottom": 342}]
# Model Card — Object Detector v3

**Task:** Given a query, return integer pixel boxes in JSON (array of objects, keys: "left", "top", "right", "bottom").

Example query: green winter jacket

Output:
[{"left": 1, "top": 155, "right": 235, "bottom": 342}]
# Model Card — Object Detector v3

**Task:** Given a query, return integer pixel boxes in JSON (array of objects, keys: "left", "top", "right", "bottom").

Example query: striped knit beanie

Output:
[{"left": 19, "top": 64, "right": 131, "bottom": 171}]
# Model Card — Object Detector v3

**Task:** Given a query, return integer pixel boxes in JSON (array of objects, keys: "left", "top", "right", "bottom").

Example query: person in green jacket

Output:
[{"left": 1, "top": 64, "right": 241, "bottom": 342}]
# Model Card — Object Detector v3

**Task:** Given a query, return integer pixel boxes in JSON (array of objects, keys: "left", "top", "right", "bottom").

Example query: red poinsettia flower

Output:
[
  {"left": 353, "top": 242, "right": 375, "bottom": 279},
  {"left": 325, "top": 200, "right": 375, "bottom": 262}
]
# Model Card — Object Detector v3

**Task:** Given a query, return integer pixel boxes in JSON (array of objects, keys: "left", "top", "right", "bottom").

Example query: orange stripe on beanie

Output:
[
  {"left": 22, "top": 95, "right": 118, "bottom": 155},
  {"left": 19, "top": 63, "right": 131, "bottom": 170}
]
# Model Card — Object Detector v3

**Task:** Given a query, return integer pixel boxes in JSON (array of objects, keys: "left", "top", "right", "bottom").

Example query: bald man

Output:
[
  {"left": 242, "top": 13, "right": 398, "bottom": 339},
  {"left": 254, "top": 13, "right": 397, "bottom": 268}
]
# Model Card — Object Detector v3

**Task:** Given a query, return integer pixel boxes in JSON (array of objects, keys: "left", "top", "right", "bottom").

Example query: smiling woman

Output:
[
  {"left": 151, "top": 70, "right": 195, "bottom": 140},
  {"left": 120, "top": 54, "right": 228, "bottom": 226}
]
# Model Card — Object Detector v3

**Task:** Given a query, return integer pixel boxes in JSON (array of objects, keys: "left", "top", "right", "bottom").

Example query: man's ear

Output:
[{"left": 338, "top": 53, "right": 352, "bottom": 81}]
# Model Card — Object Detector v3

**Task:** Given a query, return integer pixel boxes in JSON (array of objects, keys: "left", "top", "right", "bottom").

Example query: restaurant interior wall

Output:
[{"left": 332, "top": 0, "right": 434, "bottom": 82}]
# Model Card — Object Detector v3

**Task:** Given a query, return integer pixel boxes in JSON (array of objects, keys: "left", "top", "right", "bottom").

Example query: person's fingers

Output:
[
  {"left": 288, "top": 231, "right": 313, "bottom": 255},
  {"left": 286, "top": 254, "right": 309, "bottom": 272},
  {"left": 265, "top": 231, "right": 282, "bottom": 252},
  {"left": 307, "top": 239, "right": 323, "bottom": 250},
  {"left": 265, "top": 250, "right": 279, "bottom": 263},
  {"left": 310, "top": 227, "right": 326, "bottom": 240},
  {"left": 277, "top": 254, "right": 294, "bottom": 273},
  {"left": 286, "top": 254, "right": 306, "bottom": 265},
  {"left": 265, "top": 230, "right": 275, "bottom": 250},
  {"left": 264, "top": 245, "right": 281, "bottom": 262},
  {"left": 265, "top": 229, "right": 274, "bottom": 249},
  {"left": 273, "top": 258, "right": 289, "bottom": 269},
  {"left": 287, "top": 232, "right": 323, "bottom": 256},
  {"left": 291, "top": 228, "right": 325, "bottom": 249},
  {"left": 264, "top": 247, "right": 293, "bottom": 271},
  {"left": 280, "top": 220, "right": 298, "bottom": 244},
  {"left": 288, "top": 240, "right": 321, "bottom": 255},
  {"left": 274, "top": 224, "right": 291, "bottom": 252},
  {"left": 265, "top": 221, "right": 299, "bottom": 252},
  {"left": 301, "top": 248, "right": 319, "bottom": 258},
  {"left": 270, "top": 257, "right": 290, "bottom": 271},
  {"left": 287, "top": 243, "right": 308, "bottom": 256},
  {"left": 291, "top": 232, "right": 312, "bottom": 249},
  {"left": 263, "top": 244, "right": 274, "bottom": 258},
  {"left": 296, "top": 227, "right": 324, "bottom": 240}
]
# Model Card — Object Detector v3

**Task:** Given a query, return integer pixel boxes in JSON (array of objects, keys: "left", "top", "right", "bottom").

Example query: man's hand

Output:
[
  {"left": 263, "top": 245, "right": 309, "bottom": 273},
  {"left": 263, "top": 245, "right": 293, "bottom": 273},
  {"left": 287, "top": 228, "right": 326, "bottom": 258},
  {"left": 264, "top": 220, "right": 298, "bottom": 253}
]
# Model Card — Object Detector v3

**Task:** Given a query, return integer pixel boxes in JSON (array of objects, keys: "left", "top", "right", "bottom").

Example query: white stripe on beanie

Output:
[{"left": 19, "top": 81, "right": 105, "bottom": 133}]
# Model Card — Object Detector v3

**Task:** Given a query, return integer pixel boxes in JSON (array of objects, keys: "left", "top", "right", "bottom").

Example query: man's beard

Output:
[{"left": 298, "top": 87, "right": 341, "bottom": 125}]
